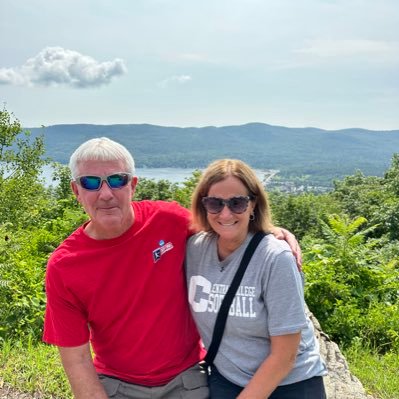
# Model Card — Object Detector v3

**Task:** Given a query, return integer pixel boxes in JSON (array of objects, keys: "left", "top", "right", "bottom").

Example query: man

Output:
[{"left": 43, "top": 137, "right": 301, "bottom": 399}]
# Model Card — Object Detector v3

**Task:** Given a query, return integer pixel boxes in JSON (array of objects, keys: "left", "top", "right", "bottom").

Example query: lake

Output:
[{"left": 41, "top": 165, "right": 277, "bottom": 186}]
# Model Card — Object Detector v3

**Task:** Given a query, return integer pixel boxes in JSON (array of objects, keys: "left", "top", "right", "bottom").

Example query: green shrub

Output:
[
  {"left": 0, "top": 205, "right": 85, "bottom": 342},
  {"left": 303, "top": 215, "right": 399, "bottom": 351}
]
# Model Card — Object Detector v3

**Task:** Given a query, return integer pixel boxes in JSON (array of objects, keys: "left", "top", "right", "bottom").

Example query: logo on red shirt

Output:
[{"left": 152, "top": 240, "right": 174, "bottom": 263}]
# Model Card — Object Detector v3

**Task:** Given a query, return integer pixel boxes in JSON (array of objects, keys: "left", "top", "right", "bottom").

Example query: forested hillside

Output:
[{"left": 27, "top": 123, "right": 399, "bottom": 186}]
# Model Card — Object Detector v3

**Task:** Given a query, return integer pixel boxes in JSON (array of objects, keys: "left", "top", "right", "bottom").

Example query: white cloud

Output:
[
  {"left": 0, "top": 47, "right": 127, "bottom": 88},
  {"left": 295, "top": 39, "right": 399, "bottom": 59},
  {"left": 158, "top": 75, "right": 192, "bottom": 88}
]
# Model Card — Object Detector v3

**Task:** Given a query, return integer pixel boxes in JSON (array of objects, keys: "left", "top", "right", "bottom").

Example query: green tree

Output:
[
  {"left": 134, "top": 170, "right": 202, "bottom": 209},
  {"left": 134, "top": 178, "right": 179, "bottom": 201},
  {"left": 0, "top": 107, "right": 49, "bottom": 229},
  {"left": 270, "top": 191, "right": 341, "bottom": 240},
  {"left": 332, "top": 156, "right": 399, "bottom": 240},
  {"left": 173, "top": 169, "right": 202, "bottom": 208}
]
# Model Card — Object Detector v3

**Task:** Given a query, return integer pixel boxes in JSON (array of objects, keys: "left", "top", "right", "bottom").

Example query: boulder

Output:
[{"left": 309, "top": 309, "right": 375, "bottom": 399}]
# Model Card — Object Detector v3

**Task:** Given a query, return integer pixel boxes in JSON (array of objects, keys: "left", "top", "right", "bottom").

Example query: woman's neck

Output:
[{"left": 217, "top": 234, "right": 248, "bottom": 261}]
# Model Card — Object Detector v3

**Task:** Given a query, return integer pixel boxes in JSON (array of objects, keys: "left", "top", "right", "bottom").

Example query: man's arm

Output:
[
  {"left": 58, "top": 343, "right": 108, "bottom": 399},
  {"left": 271, "top": 227, "right": 302, "bottom": 270}
]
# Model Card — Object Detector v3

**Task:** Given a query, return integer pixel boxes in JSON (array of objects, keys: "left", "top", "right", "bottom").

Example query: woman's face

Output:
[{"left": 205, "top": 175, "right": 255, "bottom": 247}]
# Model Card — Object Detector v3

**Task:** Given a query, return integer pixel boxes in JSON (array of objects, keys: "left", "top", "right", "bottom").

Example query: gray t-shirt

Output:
[{"left": 186, "top": 231, "right": 327, "bottom": 387}]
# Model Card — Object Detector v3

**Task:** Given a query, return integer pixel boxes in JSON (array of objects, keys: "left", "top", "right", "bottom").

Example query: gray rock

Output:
[{"left": 309, "top": 309, "right": 375, "bottom": 399}]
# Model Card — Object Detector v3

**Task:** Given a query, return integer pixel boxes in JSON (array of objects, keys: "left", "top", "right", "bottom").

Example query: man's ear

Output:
[{"left": 71, "top": 181, "right": 80, "bottom": 200}]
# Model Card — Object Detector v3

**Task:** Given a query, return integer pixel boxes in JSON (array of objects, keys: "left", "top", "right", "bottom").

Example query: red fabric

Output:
[{"left": 43, "top": 200, "right": 204, "bottom": 386}]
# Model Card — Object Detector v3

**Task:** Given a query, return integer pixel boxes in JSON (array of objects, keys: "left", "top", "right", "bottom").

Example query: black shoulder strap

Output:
[{"left": 204, "top": 230, "right": 267, "bottom": 366}]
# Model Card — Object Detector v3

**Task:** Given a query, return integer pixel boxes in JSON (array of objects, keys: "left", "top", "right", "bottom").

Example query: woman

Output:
[{"left": 186, "top": 159, "right": 327, "bottom": 399}]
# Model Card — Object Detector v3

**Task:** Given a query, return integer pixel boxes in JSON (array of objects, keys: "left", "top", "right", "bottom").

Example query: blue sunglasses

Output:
[{"left": 75, "top": 173, "right": 132, "bottom": 191}]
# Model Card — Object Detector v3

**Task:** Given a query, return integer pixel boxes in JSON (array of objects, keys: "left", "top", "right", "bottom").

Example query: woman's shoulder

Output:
[
  {"left": 187, "top": 231, "right": 215, "bottom": 248},
  {"left": 262, "top": 233, "right": 293, "bottom": 256}
]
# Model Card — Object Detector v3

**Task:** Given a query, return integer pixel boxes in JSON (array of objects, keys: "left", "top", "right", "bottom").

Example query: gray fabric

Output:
[
  {"left": 99, "top": 364, "right": 209, "bottom": 398},
  {"left": 186, "top": 232, "right": 327, "bottom": 387}
]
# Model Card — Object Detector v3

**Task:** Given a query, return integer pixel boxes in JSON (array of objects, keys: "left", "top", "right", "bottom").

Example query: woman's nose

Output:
[{"left": 218, "top": 203, "right": 233, "bottom": 217}]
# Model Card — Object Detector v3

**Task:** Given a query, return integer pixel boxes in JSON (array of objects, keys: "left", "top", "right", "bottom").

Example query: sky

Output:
[{"left": 1, "top": 0, "right": 398, "bottom": 130}]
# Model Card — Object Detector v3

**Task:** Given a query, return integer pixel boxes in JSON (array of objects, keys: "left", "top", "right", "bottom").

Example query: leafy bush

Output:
[
  {"left": 0, "top": 206, "right": 85, "bottom": 341},
  {"left": 303, "top": 214, "right": 399, "bottom": 351}
]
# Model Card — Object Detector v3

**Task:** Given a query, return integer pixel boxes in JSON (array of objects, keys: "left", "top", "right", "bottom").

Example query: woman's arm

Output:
[
  {"left": 237, "top": 332, "right": 301, "bottom": 399},
  {"left": 59, "top": 343, "right": 109, "bottom": 399}
]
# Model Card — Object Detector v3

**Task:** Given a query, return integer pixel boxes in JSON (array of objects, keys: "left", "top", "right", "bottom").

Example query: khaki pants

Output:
[{"left": 99, "top": 364, "right": 209, "bottom": 399}]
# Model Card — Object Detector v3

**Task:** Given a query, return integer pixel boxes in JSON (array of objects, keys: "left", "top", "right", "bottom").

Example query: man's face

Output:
[{"left": 71, "top": 159, "right": 138, "bottom": 239}]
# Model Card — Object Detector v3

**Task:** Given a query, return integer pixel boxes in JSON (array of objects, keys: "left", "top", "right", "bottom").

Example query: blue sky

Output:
[{"left": 1, "top": 0, "right": 398, "bottom": 130}]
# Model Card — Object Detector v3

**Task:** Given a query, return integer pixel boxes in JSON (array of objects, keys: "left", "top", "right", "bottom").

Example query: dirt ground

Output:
[{"left": 0, "top": 384, "right": 49, "bottom": 399}]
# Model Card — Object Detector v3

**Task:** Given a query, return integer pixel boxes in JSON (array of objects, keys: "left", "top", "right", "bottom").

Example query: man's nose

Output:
[{"left": 97, "top": 181, "right": 114, "bottom": 198}]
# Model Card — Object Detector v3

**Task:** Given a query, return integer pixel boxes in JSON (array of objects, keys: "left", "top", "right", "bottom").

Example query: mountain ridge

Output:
[{"left": 26, "top": 122, "right": 399, "bottom": 185}]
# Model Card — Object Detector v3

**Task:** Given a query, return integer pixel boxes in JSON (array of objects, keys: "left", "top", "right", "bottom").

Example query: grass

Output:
[
  {"left": 1, "top": 339, "right": 398, "bottom": 399},
  {"left": 343, "top": 341, "right": 399, "bottom": 399},
  {"left": 0, "top": 338, "right": 71, "bottom": 398}
]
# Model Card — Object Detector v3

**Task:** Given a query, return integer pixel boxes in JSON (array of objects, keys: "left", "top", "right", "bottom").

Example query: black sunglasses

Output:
[
  {"left": 201, "top": 195, "right": 254, "bottom": 214},
  {"left": 74, "top": 173, "right": 132, "bottom": 191}
]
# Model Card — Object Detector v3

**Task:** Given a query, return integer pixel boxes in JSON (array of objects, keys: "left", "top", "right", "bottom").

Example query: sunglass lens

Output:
[
  {"left": 229, "top": 197, "right": 248, "bottom": 213},
  {"left": 203, "top": 198, "right": 223, "bottom": 214},
  {"left": 79, "top": 176, "right": 101, "bottom": 190},
  {"left": 107, "top": 174, "right": 129, "bottom": 189}
]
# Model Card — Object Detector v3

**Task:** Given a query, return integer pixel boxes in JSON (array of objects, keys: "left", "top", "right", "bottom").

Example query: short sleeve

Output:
[
  {"left": 43, "top": 260, "right": 90, "bottom": 347},
  {"left": 264, "top": 250, "right": 307, "bottom": 336}
]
